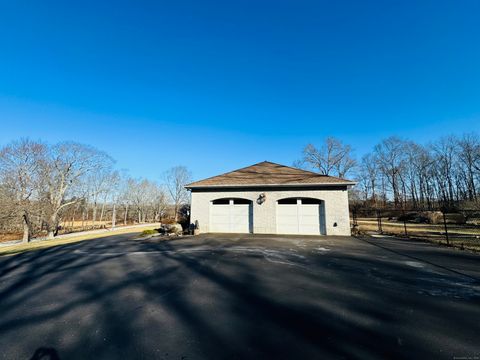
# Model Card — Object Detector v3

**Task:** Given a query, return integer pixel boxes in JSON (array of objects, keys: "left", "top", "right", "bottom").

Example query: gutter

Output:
[{"left": 185, "top": 182, "right": 357, "bottom": 190}]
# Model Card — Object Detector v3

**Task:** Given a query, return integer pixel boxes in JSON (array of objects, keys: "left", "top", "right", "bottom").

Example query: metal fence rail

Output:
[{"left": 350, "top": 208, "right": 480, "bottom": 251}]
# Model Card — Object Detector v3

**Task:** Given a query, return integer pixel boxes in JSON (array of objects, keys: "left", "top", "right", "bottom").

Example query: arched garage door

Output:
[
  {"left": 276, "top": 198, "right": 326, "bottom": 235},
  {"left": 210, "top": 198, "right": 253, "bottom": 233}
]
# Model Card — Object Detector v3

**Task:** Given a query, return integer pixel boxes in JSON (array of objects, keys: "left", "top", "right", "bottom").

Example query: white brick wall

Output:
[{"left": 190, "top": 188, "right": 351, "bottom": 236}]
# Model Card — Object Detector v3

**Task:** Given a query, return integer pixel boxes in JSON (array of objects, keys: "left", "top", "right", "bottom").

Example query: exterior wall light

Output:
[{"left": 257, "top": 193, "right": 266, "bottom": 205}]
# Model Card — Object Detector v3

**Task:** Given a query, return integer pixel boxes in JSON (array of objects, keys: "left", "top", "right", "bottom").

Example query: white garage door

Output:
[
  {"left": 210, "top": 199, "right": 252, "bottom": 233},
  {"left": 276, "top": 198, "right": 325, "bottom": 235}
]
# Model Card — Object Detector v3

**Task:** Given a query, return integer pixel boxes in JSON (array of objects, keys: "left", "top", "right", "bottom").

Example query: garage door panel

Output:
[
  {"left": 211, "top": 219, "right": 230, "bottom": 226},
  {"left": 211, "top": 205, "right": 229, "bottom": 215},
  {"left": 299, "top": 224, "right": 320, "bottom": 235},
  {"left": 231, "top": 218, "right": 249, "bottom": 227},
  {"left": 231, "top": 215, "right": 248, "bottom": 223},
  {"left": 211, "top": 214, "right": 230, "bottom": 223},
  {"left": 299, "top": 229, "right": 319, "bottom": 235},
  {"left": 300, "top": 210, "right": 320, "bottom": 218},
  {"left": 277, "top": 217, "right": 299, "bottom": 226},
  {"left": 300, "top": 205, "right": 319, "bottom": 216},
  {"left": 277, "top": 200, "right": 324, "bottom": 235},
  {"left": 300, "top": 214, "right": 320, "bottom": 224},
  {"left": 211, "top": 209, "right": 229, "bottom": 217},
  {"left": 211, "top": 211, "right": 229, "bottom": 219},
  {"left": 278, "top": 205, "right": 297, "bottom": 216},
  {"left": 232, "top": 216, "right": 249, "bottom": 224},
  {"left": 210, "top": 201, "right": 252, "bottom": 233},
  {"left": 232, "top": 205, "right": 249, "bottom": 215},
  {"left": 231, "top": 223, "right": 249, "bottom": 233},
  {"left": 277, "top": 205, "right": 297, "bottom": 234},
  {"left": 277, "top": 225, "right": 299, "bottom": 234}
]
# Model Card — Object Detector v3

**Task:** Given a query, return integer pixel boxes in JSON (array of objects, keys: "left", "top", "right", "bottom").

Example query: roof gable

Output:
[{"left": 186, "top": 161, "right": 355, "bottom": 188}]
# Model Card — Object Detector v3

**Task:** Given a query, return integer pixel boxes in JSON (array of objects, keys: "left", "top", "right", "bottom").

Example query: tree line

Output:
[
  {"left": 3, "top": 133, "right": 478, "bottom": 241},
  {"left": 296, "top": 133, "right": 480, "bottom": 211},
  {"left": 0, "top": 139, "right": 191, "bottom": 243}
]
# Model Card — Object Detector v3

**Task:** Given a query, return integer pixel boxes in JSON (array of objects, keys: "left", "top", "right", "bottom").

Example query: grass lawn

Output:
[
  {"left": 0, "top": 224, "right": 160, "bottom": 257},
  {"left": 356, "top": 218, "right": 480, "bottom": 251}
]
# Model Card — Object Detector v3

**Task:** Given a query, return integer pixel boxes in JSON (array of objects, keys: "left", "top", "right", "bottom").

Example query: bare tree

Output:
[
  {"left": 299, "top": 137, "right": 356, "bottom": 178},
  {"left": 0, "top": 139, "right": 46, "bottom": 242},
  {"left": 357, "top": 153, "right": 378, "bottom": 205},
  {"left": 457, "top": 133, "right": 480, "bottom": 201},
  {"left": 106, "top": 171, "right": 124, "bottom": 228},
  {"left": 148, "top": 183, "right": 168, "bottom": 222},
  {"left": 0, "top": 184, "right": 17, "bottom": 235},
  {"left": 164, "top": 166, "right": 192, "bottom": 222},
  {"left": 0, "top": 138, "right": 170, "bottom": 241},
  {"left": 100, "top": 171, "right": 119, "bottom": 224},
  {"left": 430, "top": 136, "right": 458, "bottom": 208},
  {"left": 121, "top": 178, "right": 166, "bottom": 223},
  {"left": 117, "top": 174, "right": 133, "bottom": 226},
  {"left": 373, "top": 137, "right": 408, "bottom": 208},
  {"left": 356, "top": 133, "right": 480, "bottom": 210},
  {"left": 123, "top": 178, "right": 147, "bottom": 223},
  {"left": 87, "top": 167, "right": 113, "bottom": 226},
  {"left": 40, "top": 142, "right": 113, "bottom": 239}
]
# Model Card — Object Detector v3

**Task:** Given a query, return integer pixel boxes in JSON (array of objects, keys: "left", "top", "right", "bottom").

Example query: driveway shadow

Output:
[
  {"left": 0, "top": 233, "right": 478, "bottom": 359},
  {"left": 30, "top": 347, "right": 60, "bottom": 360}
]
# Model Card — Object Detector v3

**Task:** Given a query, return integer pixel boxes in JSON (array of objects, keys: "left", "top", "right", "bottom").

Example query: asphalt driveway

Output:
[{"left": 0, "top": 233, "right": 479, "bottom": 359}]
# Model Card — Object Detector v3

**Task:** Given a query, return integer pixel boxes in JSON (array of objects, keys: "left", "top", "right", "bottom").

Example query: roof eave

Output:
[{"left": 185, "top": 182, "right": 357, "bottom": 190}]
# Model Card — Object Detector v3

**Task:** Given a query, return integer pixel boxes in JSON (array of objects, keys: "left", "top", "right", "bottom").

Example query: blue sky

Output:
[{"left": 0, "top": 0, "right": 479, "bottom": 181}]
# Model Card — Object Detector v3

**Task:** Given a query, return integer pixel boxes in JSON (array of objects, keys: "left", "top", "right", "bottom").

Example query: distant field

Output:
[
  {"left": 356, "top": 218, "right": 480, "bottom": 251},
  {"left": 0, "top": 220, "right": 137, "bottom": 243},
  {"left": 0, "top": 233, "right": 22, "bottom": 242},
  {"left": 59, "top": 220, "right": 117, "bottom": 232}
]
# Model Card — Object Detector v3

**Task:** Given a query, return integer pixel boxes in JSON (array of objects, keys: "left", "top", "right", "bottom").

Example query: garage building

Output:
[{"left": 186, "top": 161, "right": 356, "bottom": 236}]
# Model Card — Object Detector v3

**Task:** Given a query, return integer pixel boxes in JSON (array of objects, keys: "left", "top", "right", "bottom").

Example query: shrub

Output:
[
  {"left": 159, "top": 223, "right": 183, "bottom": 235},
  {"left": 161, "top": 218, "right": 176, "bottom": 225},
  {"left": 423, "top": 211, "right": 466, "bottom": 224},
  {"left": 424, "top": 211, "right": 443, "bottom": 224},
  {"left": 397, "top": 212, "right": 418, "bottom": 222},
  {"left": 444, "top": 213, "right": 466, "bottom": 224}
]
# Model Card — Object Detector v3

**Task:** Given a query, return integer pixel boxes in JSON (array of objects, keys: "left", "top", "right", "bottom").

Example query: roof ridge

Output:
[{"left": 257, "top": 161, "right": 350, "bottom": 181}]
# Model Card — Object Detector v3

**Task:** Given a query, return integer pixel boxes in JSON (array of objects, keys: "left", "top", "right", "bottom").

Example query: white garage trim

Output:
[
  {"left": 276, "top": 198, "right": 326, "bottom": 235},
  {"left": 209, "top": 198, "right": 253, "bottom": 233}
]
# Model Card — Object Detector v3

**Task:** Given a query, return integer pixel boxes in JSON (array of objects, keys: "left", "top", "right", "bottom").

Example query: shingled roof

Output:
[{"left": 185, "top": 161, "right": 356, "bottom": 188}]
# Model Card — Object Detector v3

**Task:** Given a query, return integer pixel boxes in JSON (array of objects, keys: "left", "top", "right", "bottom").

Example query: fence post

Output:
[
  {"left": 442, "top": 211, "right": 450, "bottom": 246},
  {"left": 402, "top": 210, "right": 408, "bottom": 237},
  {"left": 377, "top": 210, "right": 383, "bottom": 233}
]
